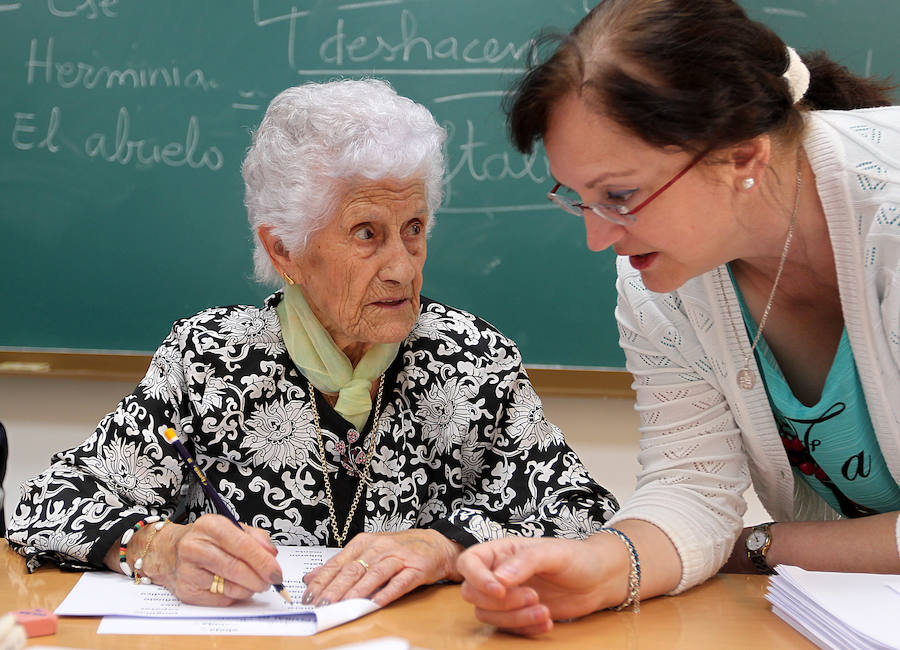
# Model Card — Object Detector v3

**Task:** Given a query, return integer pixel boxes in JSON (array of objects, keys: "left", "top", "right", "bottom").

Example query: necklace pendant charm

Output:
[{"left": 737, "top": 367, "right": 756, "bottom": 390}]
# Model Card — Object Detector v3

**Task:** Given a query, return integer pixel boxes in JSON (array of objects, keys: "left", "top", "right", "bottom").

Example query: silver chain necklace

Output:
[
  {"left": 721, "top": 157, "right": 803, "bottom": 391},
  {"left": 309, "top": 377, "right": 384, "bottom": 547}
]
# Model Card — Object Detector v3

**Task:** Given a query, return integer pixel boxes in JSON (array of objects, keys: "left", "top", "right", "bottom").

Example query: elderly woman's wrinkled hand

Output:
[
  {"left": 301, "top": 529, "right": 464, "bottom": 607},
  {"left": 150, "top": 514, "right": 283, "bottom": 606}
]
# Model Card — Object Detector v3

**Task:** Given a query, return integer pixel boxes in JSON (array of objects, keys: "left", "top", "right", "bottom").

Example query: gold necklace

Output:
[
  {"left": 720, "top": 157, "right": 802, "bottom": 391},
  {"left": 309, "top": 377, "right": 384, "bottom": 547}
]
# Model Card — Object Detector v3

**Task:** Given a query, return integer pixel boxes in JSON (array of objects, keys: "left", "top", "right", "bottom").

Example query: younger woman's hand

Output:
[{"left": 457, "top": 535, "right": 630, "bottom": 636}]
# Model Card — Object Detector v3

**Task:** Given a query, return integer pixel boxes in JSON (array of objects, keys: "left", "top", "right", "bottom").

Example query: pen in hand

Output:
[{"left": 161, "top": 427, "right": 292, "bottom": 604}]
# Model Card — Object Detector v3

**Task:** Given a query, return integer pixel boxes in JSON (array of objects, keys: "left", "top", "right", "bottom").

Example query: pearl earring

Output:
[
  {"left": 281, "top": 272, "right": 295, "bottom": 286},
  {"left": 742, "top": 178, "right": 755, "bottom": 190}
]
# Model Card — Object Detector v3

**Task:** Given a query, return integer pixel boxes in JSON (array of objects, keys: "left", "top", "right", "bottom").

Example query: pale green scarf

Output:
[{"left": 276, "top": 284, "right": 399, "bottom": 429}]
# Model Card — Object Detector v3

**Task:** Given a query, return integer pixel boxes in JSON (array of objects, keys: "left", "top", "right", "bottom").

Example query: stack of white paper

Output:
[{"left": 766, "top": 564, "right": 900, "bottom": 649}]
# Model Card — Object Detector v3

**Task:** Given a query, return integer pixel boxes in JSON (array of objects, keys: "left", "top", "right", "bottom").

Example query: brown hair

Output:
[{"left": 507, "top": 0, "right": 895, "bottom": 155}]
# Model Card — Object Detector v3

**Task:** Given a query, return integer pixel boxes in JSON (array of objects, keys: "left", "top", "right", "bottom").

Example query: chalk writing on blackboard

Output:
[
  {"left": 46, "top": 0, "right": 118, "bottom": 20},
  {"left": 84, "top": 108, "right": 224, "bottom": 170},
  {"left": 11, "top": 104, "right": 223, "bottom": 170},
  {"left": 27, "top": 38, "right": 218, "bottom": 90},
  {"left": 252, "top": 5, "right": 537, "bottom": 74},
  {"left": 11, "top": 108, "right": 60, "bottom": 152}
]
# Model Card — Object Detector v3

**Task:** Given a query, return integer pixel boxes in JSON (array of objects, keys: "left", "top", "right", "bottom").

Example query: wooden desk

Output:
[{"left": 1, "top": 542, "right": 811, "bottom": 649}]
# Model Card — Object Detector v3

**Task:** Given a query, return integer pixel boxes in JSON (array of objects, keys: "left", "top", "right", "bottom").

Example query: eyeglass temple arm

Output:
[{"left": 629, "top": 153, "right": 705, "bottom": 215}]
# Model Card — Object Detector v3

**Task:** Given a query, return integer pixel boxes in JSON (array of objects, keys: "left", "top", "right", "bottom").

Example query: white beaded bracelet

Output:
[
  {"left": 133, "top": 518, "right": 168, "bottom": 585},
  {"left": 118, "top": 516, "right": 161, "bottom": 578}
]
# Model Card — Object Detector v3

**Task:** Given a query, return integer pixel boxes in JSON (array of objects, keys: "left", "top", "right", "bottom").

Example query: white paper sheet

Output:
[
  {"left": 55, "top": 546, "right": 380, "bottom": 636},
  {"left": 96, "top": 598, "right": 380, "bottom": 636},
  {"left": 766, "top": 564, "right": 900, "bottom": 650},
  {"left": 56, "top": 546, "right": 340, "bottom": 618}
]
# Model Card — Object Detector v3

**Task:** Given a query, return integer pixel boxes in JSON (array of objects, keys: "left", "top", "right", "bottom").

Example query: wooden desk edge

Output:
[{"left": 0, "top": 350, "right": 635, "bottom": 398}]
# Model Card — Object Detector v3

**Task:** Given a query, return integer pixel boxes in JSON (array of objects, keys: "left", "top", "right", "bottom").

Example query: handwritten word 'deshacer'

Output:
[
  {"left": 315, "top": 10, "right": 535, "bottom": 66},
  {"left": 84, "top": 107, "right": 223, "bottom": 170}
]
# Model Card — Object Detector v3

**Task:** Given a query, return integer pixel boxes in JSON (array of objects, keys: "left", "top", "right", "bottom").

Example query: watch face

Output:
[{"left": 747, "top": 530, "right": 768, "bottom": 551}]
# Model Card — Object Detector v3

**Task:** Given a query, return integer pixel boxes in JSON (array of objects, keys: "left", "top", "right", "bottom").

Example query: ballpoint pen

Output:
[{"left": 161, "top": 427, "right": 292, "bottom": 604}]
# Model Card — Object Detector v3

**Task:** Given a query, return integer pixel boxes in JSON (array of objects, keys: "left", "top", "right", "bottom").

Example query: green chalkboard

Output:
[{"left": 1, "top": 1, "right": 897, "bottom": 368}]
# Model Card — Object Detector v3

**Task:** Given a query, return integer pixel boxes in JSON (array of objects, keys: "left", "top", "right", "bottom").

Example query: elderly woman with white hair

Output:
[{"left": 8, "top": 79, "right": 617, "bottom": 608}]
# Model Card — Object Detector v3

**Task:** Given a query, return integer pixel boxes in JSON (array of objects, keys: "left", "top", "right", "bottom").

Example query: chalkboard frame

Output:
[{"left": 0, "top": 350, "right": 636, "bottom": 397}]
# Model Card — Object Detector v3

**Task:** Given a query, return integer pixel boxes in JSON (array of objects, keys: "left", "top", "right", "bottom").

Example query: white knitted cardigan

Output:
[{"left": 607, "top": 107, "right": 900, "bottom": 593}]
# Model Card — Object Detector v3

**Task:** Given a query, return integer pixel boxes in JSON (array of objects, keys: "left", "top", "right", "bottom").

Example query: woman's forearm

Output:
[
  {"left": 725, "top": 512, "right": 900, "bottom": 574},
  {"left": 601, "top": 519, "right": 683, "bottom": 601}
]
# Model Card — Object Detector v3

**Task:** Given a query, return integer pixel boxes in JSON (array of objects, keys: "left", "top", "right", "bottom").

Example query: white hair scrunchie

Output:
[{"left": 782, "top": 46, "right": 810, "bottom": 104}]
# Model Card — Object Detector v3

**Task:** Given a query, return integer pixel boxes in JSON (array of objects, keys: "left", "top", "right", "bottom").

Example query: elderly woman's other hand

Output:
[
  {"left": 139, "top": 514, "right": 283, "bottom": 606},
  {"left": 301, "top": 529, "right": 464, "bottom": 607},
  {"left": 457, "top": 536, "right": 628, "bottom": 636}
]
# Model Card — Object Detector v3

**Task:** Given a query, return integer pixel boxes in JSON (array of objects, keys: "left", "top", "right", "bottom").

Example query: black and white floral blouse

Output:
[{"left": 8, "top": 295, "right": 618, "bottom": 571}]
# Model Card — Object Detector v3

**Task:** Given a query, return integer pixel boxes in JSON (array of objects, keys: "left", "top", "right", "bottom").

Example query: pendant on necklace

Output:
[{"left": 737, "top": 367, "right": 756, "bottom": 390}]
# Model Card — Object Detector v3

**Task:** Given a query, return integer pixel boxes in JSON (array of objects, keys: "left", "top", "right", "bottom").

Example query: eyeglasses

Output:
[{"left": 548, "top": 152, "right": 705, "bottom": 225}]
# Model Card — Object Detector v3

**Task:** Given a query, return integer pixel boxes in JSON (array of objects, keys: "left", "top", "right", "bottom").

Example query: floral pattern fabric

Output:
[{"left": 8, "top": 295, "right": 617, "bottom": 571}]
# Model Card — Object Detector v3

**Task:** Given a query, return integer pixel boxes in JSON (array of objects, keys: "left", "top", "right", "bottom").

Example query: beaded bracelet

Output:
[
  {"left": 118, "top": 516, "right": 161, "bottom": 579},
  {"left": 599, "top": 527, "right": 642, "bottom": 614},
  {"left": 133, "top": 518, "right": 168, "bottom": 585}
]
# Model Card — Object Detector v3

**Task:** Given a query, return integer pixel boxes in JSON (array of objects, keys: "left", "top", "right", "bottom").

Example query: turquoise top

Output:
[{"left": 730, "top": 268, "right": 900, "bottom": 517}]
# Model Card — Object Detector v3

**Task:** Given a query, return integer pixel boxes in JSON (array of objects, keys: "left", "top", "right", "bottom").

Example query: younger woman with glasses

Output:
[{"left": 457, "top": 0, "right": 900, "bottom": 635}]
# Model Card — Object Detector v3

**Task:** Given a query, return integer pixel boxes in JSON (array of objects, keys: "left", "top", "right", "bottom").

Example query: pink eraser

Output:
[{"left": 12, "top": 608, "right": 57, "bottom": 637}]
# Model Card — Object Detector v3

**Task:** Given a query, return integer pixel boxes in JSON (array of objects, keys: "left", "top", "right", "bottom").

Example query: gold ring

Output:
[
  {"left": 210, "top": 574, "right": 225, "bottom": 595},
  {"left": 355, "top": 559, "right": 369, "bottom": 572}
]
